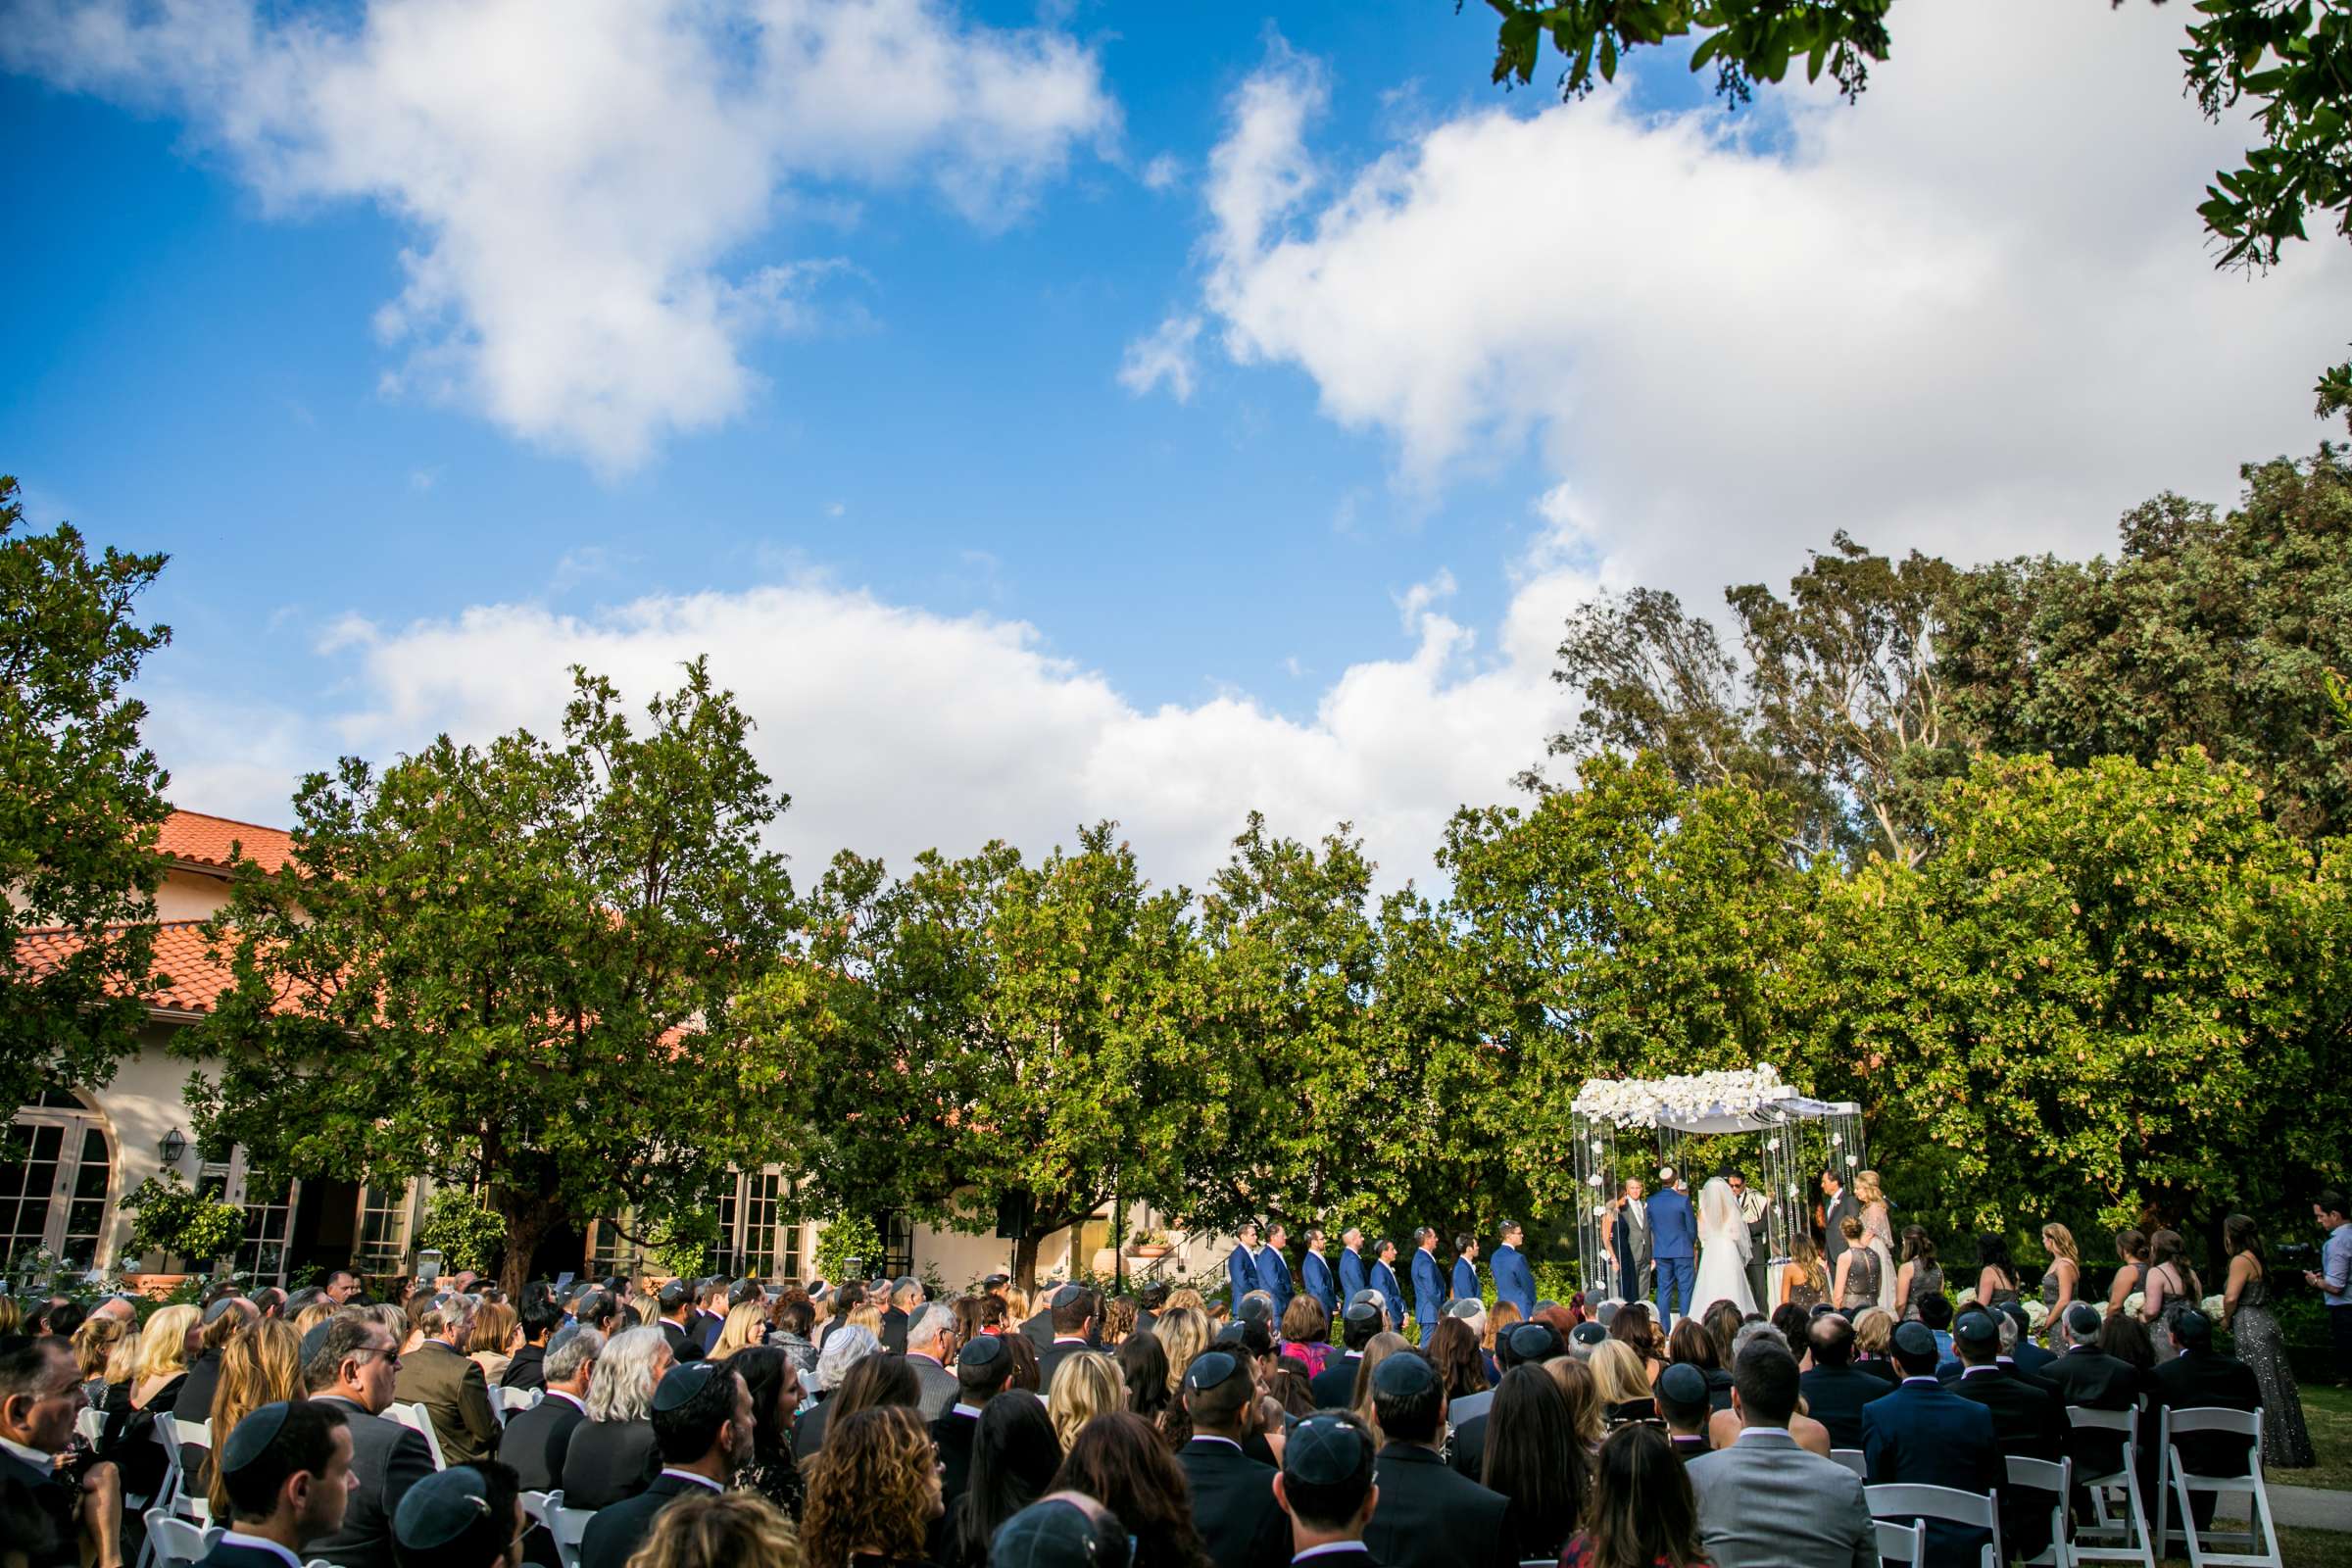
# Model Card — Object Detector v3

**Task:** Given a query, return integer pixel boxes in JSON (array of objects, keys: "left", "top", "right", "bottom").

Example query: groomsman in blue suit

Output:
[
  {"left": 1410, "top": 1228, "right": 1446, "bottom": 1338},
  {"left": 1227, "top": 1222, "right": 1262, "bottom": 1305},
  {"left": 1300, "top": 1228, "right": 1338, "bottom": 1318},
  {"left": 1259, "top": 1222, "right": 1297, "bottom": 1319},
  {"left": 1490, "top": 1222, "right": 1536, "bottom": 1319},
  {"left": 1338, "top": 1228, "right": 1370, "bottom": 1303},
  {"left": 1649, "top": 1172, "right": 1697, "bottom": 1324},
  {"left": 1369, "top": 1240, "right": 1406, "bottom": 1333},
  {"left": 1451, "top": 1234, "right": 1482, "bottom": 1304}
]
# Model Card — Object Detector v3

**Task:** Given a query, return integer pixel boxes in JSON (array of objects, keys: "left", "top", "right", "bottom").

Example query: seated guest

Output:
[
  {"left": 1427, "top": 1317, "right": 1487, "bottom": 1406},
  {"left": 1561, "top": 1425, "right": 1710, "bottom": 1568},
  {"left": 1116, "top": 1333, "right": 1170, "bottom": 1428},
  {"left": 1361, "top": 1351, "right": 1512, "bottom": 1568},
  {"left": 792, "top": 1324, "right": 880, "bottom": 1463},
  {"left": 903, "top": 1304, "right": 960, "bottom": 1421},
  {"left": 501, "top": 1298, "right": 563, "bottom": 1392},
  {"left": 708, "top": 1301, "right": 768, "bottom": 1364},
  {"left": 1448, "top": 1322, "right": 1564, "bottom": 1480},
  {"left": 1704, "top": 1325, "right": 1831, "bottom": 1457},
  {"left": 1, "top": 1335, "right": 108, "bottom": 1568},
  {"left": 70, "top": 1313, "right": 132, "bottom": 1411},
  {"left": 1047, "top": 1351, "right": 1125, "bottom": 1454},
  {"left": 579, "top": 1362, "right": 751, "bottom": 1568},
  {"left": 1037, "top": 1288, "right": 1099, "bottom": 1395},
  {"left": 2042, "top": 1302, "right": 2143, "bottom": 1484},
  {"left": 559, "top": 1325, "right": 670, "bottom": 1510},
  {"left": 724, "top": 1347, "right": 806, "bottom": 1522},
  {"left": 394, "top": 1297, "right": 499, "bottom": 1468},
  {"left": 1480, "top": 1364, "right": 1584, "bottom": 1560},
  {"left": 1047, "top": 1410, "right": 1212, "bottom": 1568},
  {"left": 204, "top": 1398, "right": 355, "bottom": 1568},
  {"left": 1652, "top": 1363, "right": 1714, "bottom": 1459},
  {"left": 943, "top": 1389, "right": 1057, "bottom": 1568},
  {"left": 1278, "top": 1297, "right": 1330, "bottom": 1380},
  {"left": 1849, "top": 1308, "right": 1900, "bottom": 1384},
  {"left": 389, "top": 1463, "right": 525, "bottom": 1568},
  {"left": 1686, "top": 1341, "right": 1874, "bottom": 1567},
  {"left": 1946, "top": 1309, "right": 2064, "bottom": 1561},
  {"left": 1768, "top": 1304, "right": 1812, "bottom": 1366},
  {"left": 1995, "top": 1302, "right": 2056, "bottom": 1381},
  {"left": 101, "top": 1302, "right": 198, "bottom": 1506},
  {"left": 1666, "top": 1320, "right": 1732, "bottom": 1413},
  {"left": 180, "top": 1295, "right": 256, "bottom": 1451},
  {"left": 1912, "top": 1291, "right": 1954, "bottom": 1362},
  {"left": 1173, "top": 1348, "right": 1288, "bottom": 1568},
  {"left": 206, "top": 1319, "right": 306, "bottom": 1522},
  {"left": 1862, "top": 1323, "right": 1999, "bottom": 1568},
  {"left": 769, "top": 1297, "right": 819, "bottom": 1379},
  {"left": 1806, "top": 1316, "right": 1882, "bottom": 1457},
  {"left": 1272, "top": 1412, "right": 1379, "bottom": 1566},
  {"left": 794, "top": 1349, "right": 917, "bottom": 1467},
  {"left": 1589, "top": 1341, "right": 1654, "bottom": 1430},
  {"left": 499, "top": 1325, "right": 598, "bottom": 1491},
  {"left": 1310, "top": 1302, "right": 1381, "bottom": 1411},
  {"left": 655, "top": 1281, "right": 706, "bottom": 1366},
  {"left": 2149, "top": 1309, "right": 2262, "bottom": 1535},
  {"left": 990, "top": 1493, "right": 1136, "bottom": 1568},
  {"left": 616, "top": 1493, "right": 799, "bottom": 1568},
  {"left": 303, "top": 1314, "right": 438, "bottom": 1568},
  {"left": 466, "top": 1302, "right": 518, "bottom": 1388}
]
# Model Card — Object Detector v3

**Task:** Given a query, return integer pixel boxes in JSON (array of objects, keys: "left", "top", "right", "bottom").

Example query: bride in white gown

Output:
[{"left": 1691, "top": 1176, "right": 1757, "bottom": 1315}]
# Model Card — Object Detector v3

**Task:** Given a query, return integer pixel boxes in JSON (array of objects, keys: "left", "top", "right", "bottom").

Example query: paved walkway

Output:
[{"left": 2214, "top": 1482, "right": 2352, "bottom": 1533}]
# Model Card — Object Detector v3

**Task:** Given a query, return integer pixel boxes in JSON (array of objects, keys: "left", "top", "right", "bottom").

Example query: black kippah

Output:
[
  {"left": 299, "top": 1321, "right": 336, "bottom": 1367},
  {"left": 1185, "top": 1349, "right": 1243, "bottom": 1392},
  {"left": 1370, "top": 1350, "right": 1436, "bottom": 1397},
  {"left": 1506, "top": 1322, "right": 1560, "bottom": 1361},
  {"left": 1284, "top": 1415, "right": 1369, "bottom": 1485},
  {"left": 218, "top": 1400, "right": 292, "bottom": 1474},
  {"left": 957, "top": 1334, "right": 1006, "bottom": 1369},
  {"left": 393, "top": 1467, "right": 494, "bottom": 1551},
  {"left": 652, "top": 1359, "right": 720, "bottom": 1412}
]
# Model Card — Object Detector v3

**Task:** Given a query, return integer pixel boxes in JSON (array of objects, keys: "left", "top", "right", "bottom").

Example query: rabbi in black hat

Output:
[
  {"left": 1858, "top": 1321, "right": 1999, "bottom": 1567},
  {"left": 576, "top": 1361, "right": 751, "bottom": 1568},
  {"left": 1173, "top": 1349, "right": 1289, "bottom": 1568},
  {"left": 389, "top": 1461, "right": 523, "bottom": 1568},
  {"left": 1275, "top": 1410, "right": 1380, "bottom": 1563},
  {"left": 195, "top": 1399, "right": 355, "bottom": 1568},
  {"left": 1357, "top": 1351, "right": 1510, "bottom": 1568}
]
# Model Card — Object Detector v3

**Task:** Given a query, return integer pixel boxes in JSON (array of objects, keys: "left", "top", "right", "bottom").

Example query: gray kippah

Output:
[
  {"left": 1347, "top": 1289, "right": 1384, "bottom": 1309},
  {"left": 1283, "top": 1414, "right": 1370, "bottom": 1485},
  {"left": 1445, "top": 1298, "right": 1483, "bottom": 1320},
  {"left": 393, "top": 1466, "right": 495, "bottom": 1551},
  {"left": 202, "top": 1296, "right": 247, "bottom": 1326},
  {"left": 652, "top": 1359, "right": 720, "bottom": 1413},
  {"left": 1342, "top": 1300, "right": 1381, "bottom": 1331},
  {"left": 299, "top": 1321, "right": 336, "bottom": 1366},
  {"left": 1370, "top": 1350, "right": 1436, "bottom": 1397},
  {"left": 218, "top": 1400, "right": 292, "bottom": 1474},
  {"left": 1655, "top": 1363, "right": 1708, "bottom": 1407}
]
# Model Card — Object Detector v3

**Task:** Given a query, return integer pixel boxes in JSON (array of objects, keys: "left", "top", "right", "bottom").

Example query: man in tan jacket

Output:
[{"left": 394, "top": 1294, "right": 500, "bottom": 1467}]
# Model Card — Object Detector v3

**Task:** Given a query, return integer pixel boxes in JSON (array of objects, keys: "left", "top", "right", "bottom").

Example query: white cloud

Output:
[
  {"left": 1141, "top": 153, "right": 1183, "bottom": 191},
  {"left": 6, "top": 0, "right": 1116, "bottom": 472},
  {"left": 156, "top": 532, "right": 1593, "bottom": 893},
  {"left": 1117, "top": 314, "right": 1203, "bottom": 402},
  {"left": 1172, "top": 3, "right": 2347, "bottom": 602}
]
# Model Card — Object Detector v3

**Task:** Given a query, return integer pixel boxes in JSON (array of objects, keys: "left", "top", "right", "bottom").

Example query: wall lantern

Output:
[{"left": 160, "top": 1128, "right": 187, "bottom": 1166}]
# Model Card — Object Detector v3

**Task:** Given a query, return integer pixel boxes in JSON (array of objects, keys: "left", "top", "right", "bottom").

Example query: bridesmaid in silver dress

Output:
[{"left": 2222, "top": 1214, "right": 2314, "bottom": 1469}]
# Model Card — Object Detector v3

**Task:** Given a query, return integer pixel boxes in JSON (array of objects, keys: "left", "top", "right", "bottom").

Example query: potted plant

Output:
[
  {"left": 1128, "top": 1228, "right": 1172, "bottom": 1260},
  {"left": 124, "top": 1172, "right": 246, "bottom": 1280}
]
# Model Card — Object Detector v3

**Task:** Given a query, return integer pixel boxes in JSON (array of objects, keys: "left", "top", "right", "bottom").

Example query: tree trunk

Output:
[
  {"left": 1013, "top": 1230, "right": 1043, "bottom": 1292},
  {"left": 494, "top": 1188, "right": 564, "bottom": 1299}
]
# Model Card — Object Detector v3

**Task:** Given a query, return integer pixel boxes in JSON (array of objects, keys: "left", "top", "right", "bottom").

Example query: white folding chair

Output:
[
  {"left": 2159, "top": 1406, "right": 2280, "bottom": 1568},
  {"left": 2067, "top": 1405, "right": 2155, "bottom": 1568},
  {"left": 497, "top": 1385, "right": 542, "bottom": 1419},
  {"left": 388, "top": 1400, "right": 449, "bottom": 1470},
  {"left": 2006, "top": 1453, "right": 2074, "bottom": 1568},
  {"left": 548, "top": 1491, "right": 596, "bottom": 1568},
  {"left": 1875, "top": 1516, "right": 1925, "bottom": 1568},
  {"left": 1867, "top": 1483, "right": 2001, "bottom": 1568},
  {"left": 521, "top": 1489, "right": 554, "bottom": 1530},
  {"left": 75, "top": 1407, "right": 106, "bottom": 1446},
  {"left": 132, "top": 1412, "right": 188, "bottom": 1568},
  {"left": 1831, "top": 1446, "right": 1868, "bottom": 1478},
  {"left": 172, "top": 1416, "right": 214, "bottom": 1524},
  {"left": 140, "top": 1508, "right": 220, "bottom": 1568}
]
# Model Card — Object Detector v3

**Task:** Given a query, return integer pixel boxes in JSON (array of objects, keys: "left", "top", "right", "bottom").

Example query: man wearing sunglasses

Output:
[{"left": 302, "top": 1316, "right": 436, "bottom": 1568}]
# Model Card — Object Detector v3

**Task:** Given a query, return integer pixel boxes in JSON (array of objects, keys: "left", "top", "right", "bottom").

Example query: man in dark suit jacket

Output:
[
  {"left": 1488, "top": 1223, "right": 1536, "bottom": 1321},
  {"left": 385, "top": 1464, "right": 525, "bottom": 1568},
  {"left": 655, "top": 1281, "right": 706, "bottom": 1365},
  {"left": 2150, "top": 1310, "right": 2262, "bottom": 1536},
  {"left": 502, "top": 1298, "right": 564, "bottom": 1393},
  {"left": 1300, "top": 1229, "right": 1339, "bottom": 1319},
  {"left": 880, "top": 1278, "right": 924, "bottom": 1358},
  {"left": 1176, "top": 1348, "right": 1291, "bottom": 1568},
  {"left": 1037, "top": 1286, "right": 1100, "bottom": 1393},
  {"left": 1313, "top": 1302, "right": 1384, "bottom": 1410},
  {"left": 1947, "top": 1311, "right": 2065, "bottom": 1560},
  {"left": 1799, "top": 1313, "right": 1884, "bottom": 1451},
  {"left": 1820, "top": 1170, "right": 1860, "bottom": 1269},
  {"left": 692, "top": 1280, "right": 727, "bottom": 1355},
  {"left": 1259, "top": 1225, "right": 1297, "bottom": 1323},
  {"left": 1359, "top": 1351, "right": 1512, "bottom": 1568},
  {"left": 1337, "top": 1229, "right": 1369, "bottom": 1305},
  {"left": 194, "top": 1398, "right": 360, "bottom": 1568},
  {"left": 0, "top": 1337, "right": 88, "bottom": 1568},
  {"left": 394, "top": 1302, "right": 500, "bottom": 1468},
  {"left": 1272, "top": 1410, "right": 1381, "bottom": 1567},
  {"left": 2041, "top": 1303, "right": 2143, "bottom": 1483},
  {"left": 935, "top": 1337, "right": 1016, "bottom": 1531},
  {"left": 499, "top": 1325, "right": 598, "bottom": 1490},
  {"left": 580, "top": 1361, "right": 750, "bottom": 1568},
  {"left": 1407, "top": 1231, "right": 1446, "bottom": 1342},
  {"left": 304, "top": 1316, "right": 437, "bottom": 1568},
  {"left": 1368, "top": 1245, "right": 1406, "bottom": 1337},
  {"left": 1862, "top": 1324, "right": 2001, "bottom": 1568}
]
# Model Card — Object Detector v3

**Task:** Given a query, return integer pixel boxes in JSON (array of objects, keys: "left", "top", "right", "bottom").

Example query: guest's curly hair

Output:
[
  {"left": 622, "top": 1490, "right": 802, "bottom": 1568},
  {"left": 801, "top": 1406, "right": 936, "bottom": 1568}
]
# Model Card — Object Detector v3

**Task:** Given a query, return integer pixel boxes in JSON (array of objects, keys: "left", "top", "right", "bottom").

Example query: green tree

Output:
[
  {"left": 1799, "top": 749, "right": 2352, "bottom": 1239},
  {"left": 123, "top": 1172, "right": 246, "bottom": 1273},
  {"left": 759, "top": 825, "right": 1217, "bottom": 1287},
  {"left": 0, "top": 475, "right": 173, "bottom": 1114},
  {"left": 1544, "top": 533, "right": 1959, "bottom": 866},
  {"left": 413, "top": 1187, "right": 509, "bottom": 1277},
  {"left": 191, "top": 660, "right": 800, "bottom": 1297},
  {"left": 1940, "top": 450, "right": 2352, "bottom": 841},
  {"left": 1475, "top": 1, "right": 2352, "bottom": 421}
]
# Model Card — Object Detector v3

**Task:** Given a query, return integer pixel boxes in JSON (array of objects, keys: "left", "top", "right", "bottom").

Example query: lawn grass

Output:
[{"left": 2277, "top": 1380, "right": 2352, "bottom": 1494}]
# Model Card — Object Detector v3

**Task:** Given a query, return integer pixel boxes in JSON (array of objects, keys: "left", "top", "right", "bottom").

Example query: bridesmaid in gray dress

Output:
[{"left": 2223, "top": 1214, "right": 2314, "bottom": 1468}]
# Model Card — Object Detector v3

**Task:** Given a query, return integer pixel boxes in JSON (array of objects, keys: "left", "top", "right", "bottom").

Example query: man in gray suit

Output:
[
  {"left": 1688, "top": 1340, "right": 1876, "bottom": 1568},
  {"left": 1610, "top": 1178, "right": 1652, "bottom": 1302},
  {"left": 903, "top": 1303, "right": 960, "bottom": 1419}
]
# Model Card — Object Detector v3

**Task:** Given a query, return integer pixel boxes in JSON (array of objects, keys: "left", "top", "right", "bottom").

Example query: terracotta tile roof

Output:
[
  {"left": 13, "top": 920, "right": 242, "bottom": 1017},
  {"left": 157, "top": 809, "right": 295, "bottom": 874}
]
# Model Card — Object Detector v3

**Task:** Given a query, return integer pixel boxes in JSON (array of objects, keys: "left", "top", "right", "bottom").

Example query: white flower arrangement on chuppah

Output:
[{"left": 1571, "top": 1065, "right": 1791, "bottom": 1129}]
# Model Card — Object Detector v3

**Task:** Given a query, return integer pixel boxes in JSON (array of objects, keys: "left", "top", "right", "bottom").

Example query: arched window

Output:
[{"left": 0, "top": 1088, "right": 116, "bottom": 1275}]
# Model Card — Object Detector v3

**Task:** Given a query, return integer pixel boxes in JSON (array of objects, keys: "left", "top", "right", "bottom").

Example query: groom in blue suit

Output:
[{"left": 1650, "top": 1173, "right": 1697, "bottom": 1324}]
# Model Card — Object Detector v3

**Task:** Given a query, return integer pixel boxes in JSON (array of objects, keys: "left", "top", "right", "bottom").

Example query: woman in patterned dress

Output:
[{"left": 2221, "top": 1214, "right": 2314, "bottom": 1468}]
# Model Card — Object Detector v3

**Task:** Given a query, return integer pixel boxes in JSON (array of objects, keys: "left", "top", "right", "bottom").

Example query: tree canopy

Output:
[
  {"left": 0, "top": 475, "right": 172, "bottom": 1116},
  {"left": 191, "top": 660, "right": 800, "bottom": 1296}
]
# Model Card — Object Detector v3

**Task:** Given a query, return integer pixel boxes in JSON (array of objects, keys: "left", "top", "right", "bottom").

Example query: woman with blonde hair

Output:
[
  {"left": 2038, "top": 1223, "right": 2082, "bottom": 1331},
  {"left": 1045, "top": 1349, "right": 1124, "bottom": 1450},
  {"left": 71, "top": 1314, "right": 133, "bottom": 1407},
  {"left": 799, "top": 1405, "right": 943, "bottom": 1568},
  {"left": 710, "top": 1300, "right": 769, "bottom": 1361},
  {"left": 1153, "top": 1306, "right": 1212, "bottom": 1401},
  {"left": 1589, "top": 1340, "right": 1654, "bottom": 1429},
  {"left": 1851, "top": 1307, "right": 1896, "bottom": 1378},
  {"left": 1853, "top": 1170, "right": 1897, "bottom": 1311},
  {"left": 1001, "top": 1285, "right": 1032, "bottom": 1326},
  {"left": 207, "top": 1318, "right": 304, "bottom": 1519},
  {"left": 96, "top": 1301, "right": 200, "bottom": 1505},
  {"left": 621, "top": 1490, "right": 802, "bottom": 1568},
  {"left": 1162, "top": 1287, "right": 1205, "bottom": 1314},
  {"left": 1778, "top": 1234, "right": 1826, "bottom": 1309},
  {"left": 467, "top": 1299, "right": 519, "bottom": 1384},
  {"left": 1544, "top": 1355, "right": 1607, "bottom": 1453},
  {"left": 290, "top": 1299, "right": 337, "bottom": 1337},
  {"left": 843, "top": 1299, "right": 883, "bottom": 1339}
]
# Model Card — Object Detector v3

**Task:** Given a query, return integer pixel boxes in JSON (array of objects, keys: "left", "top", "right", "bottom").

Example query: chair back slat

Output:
[
  {"left": 2164, "top": 1406, "right": 2259, "bottom": 1438},
  {"left": 1874, "top": 1517, "right": 1925, "bottom": 1568},
  {"left": 1830, "top": 1446, "right": 1867, "bottom": 1478},
  {"left": 2068, "top": 1406, "right": 2133, "bottom": 1433},
  {"left": 1866, "top": 1483, "right": 1998, "bottom": 1530}
]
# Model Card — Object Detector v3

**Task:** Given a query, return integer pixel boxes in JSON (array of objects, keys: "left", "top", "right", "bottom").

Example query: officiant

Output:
[
  {"left": 1610, "top": 1177, "right": 1652, "bottom": 1303},
  {"left": 1726, "top": 1169, "right": 1770, "bottom": 1310}
]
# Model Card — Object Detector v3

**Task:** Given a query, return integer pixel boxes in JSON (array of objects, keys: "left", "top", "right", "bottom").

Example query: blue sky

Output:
[{"left": 3, "top": 0, "right": 2341, "bottom": 889}]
